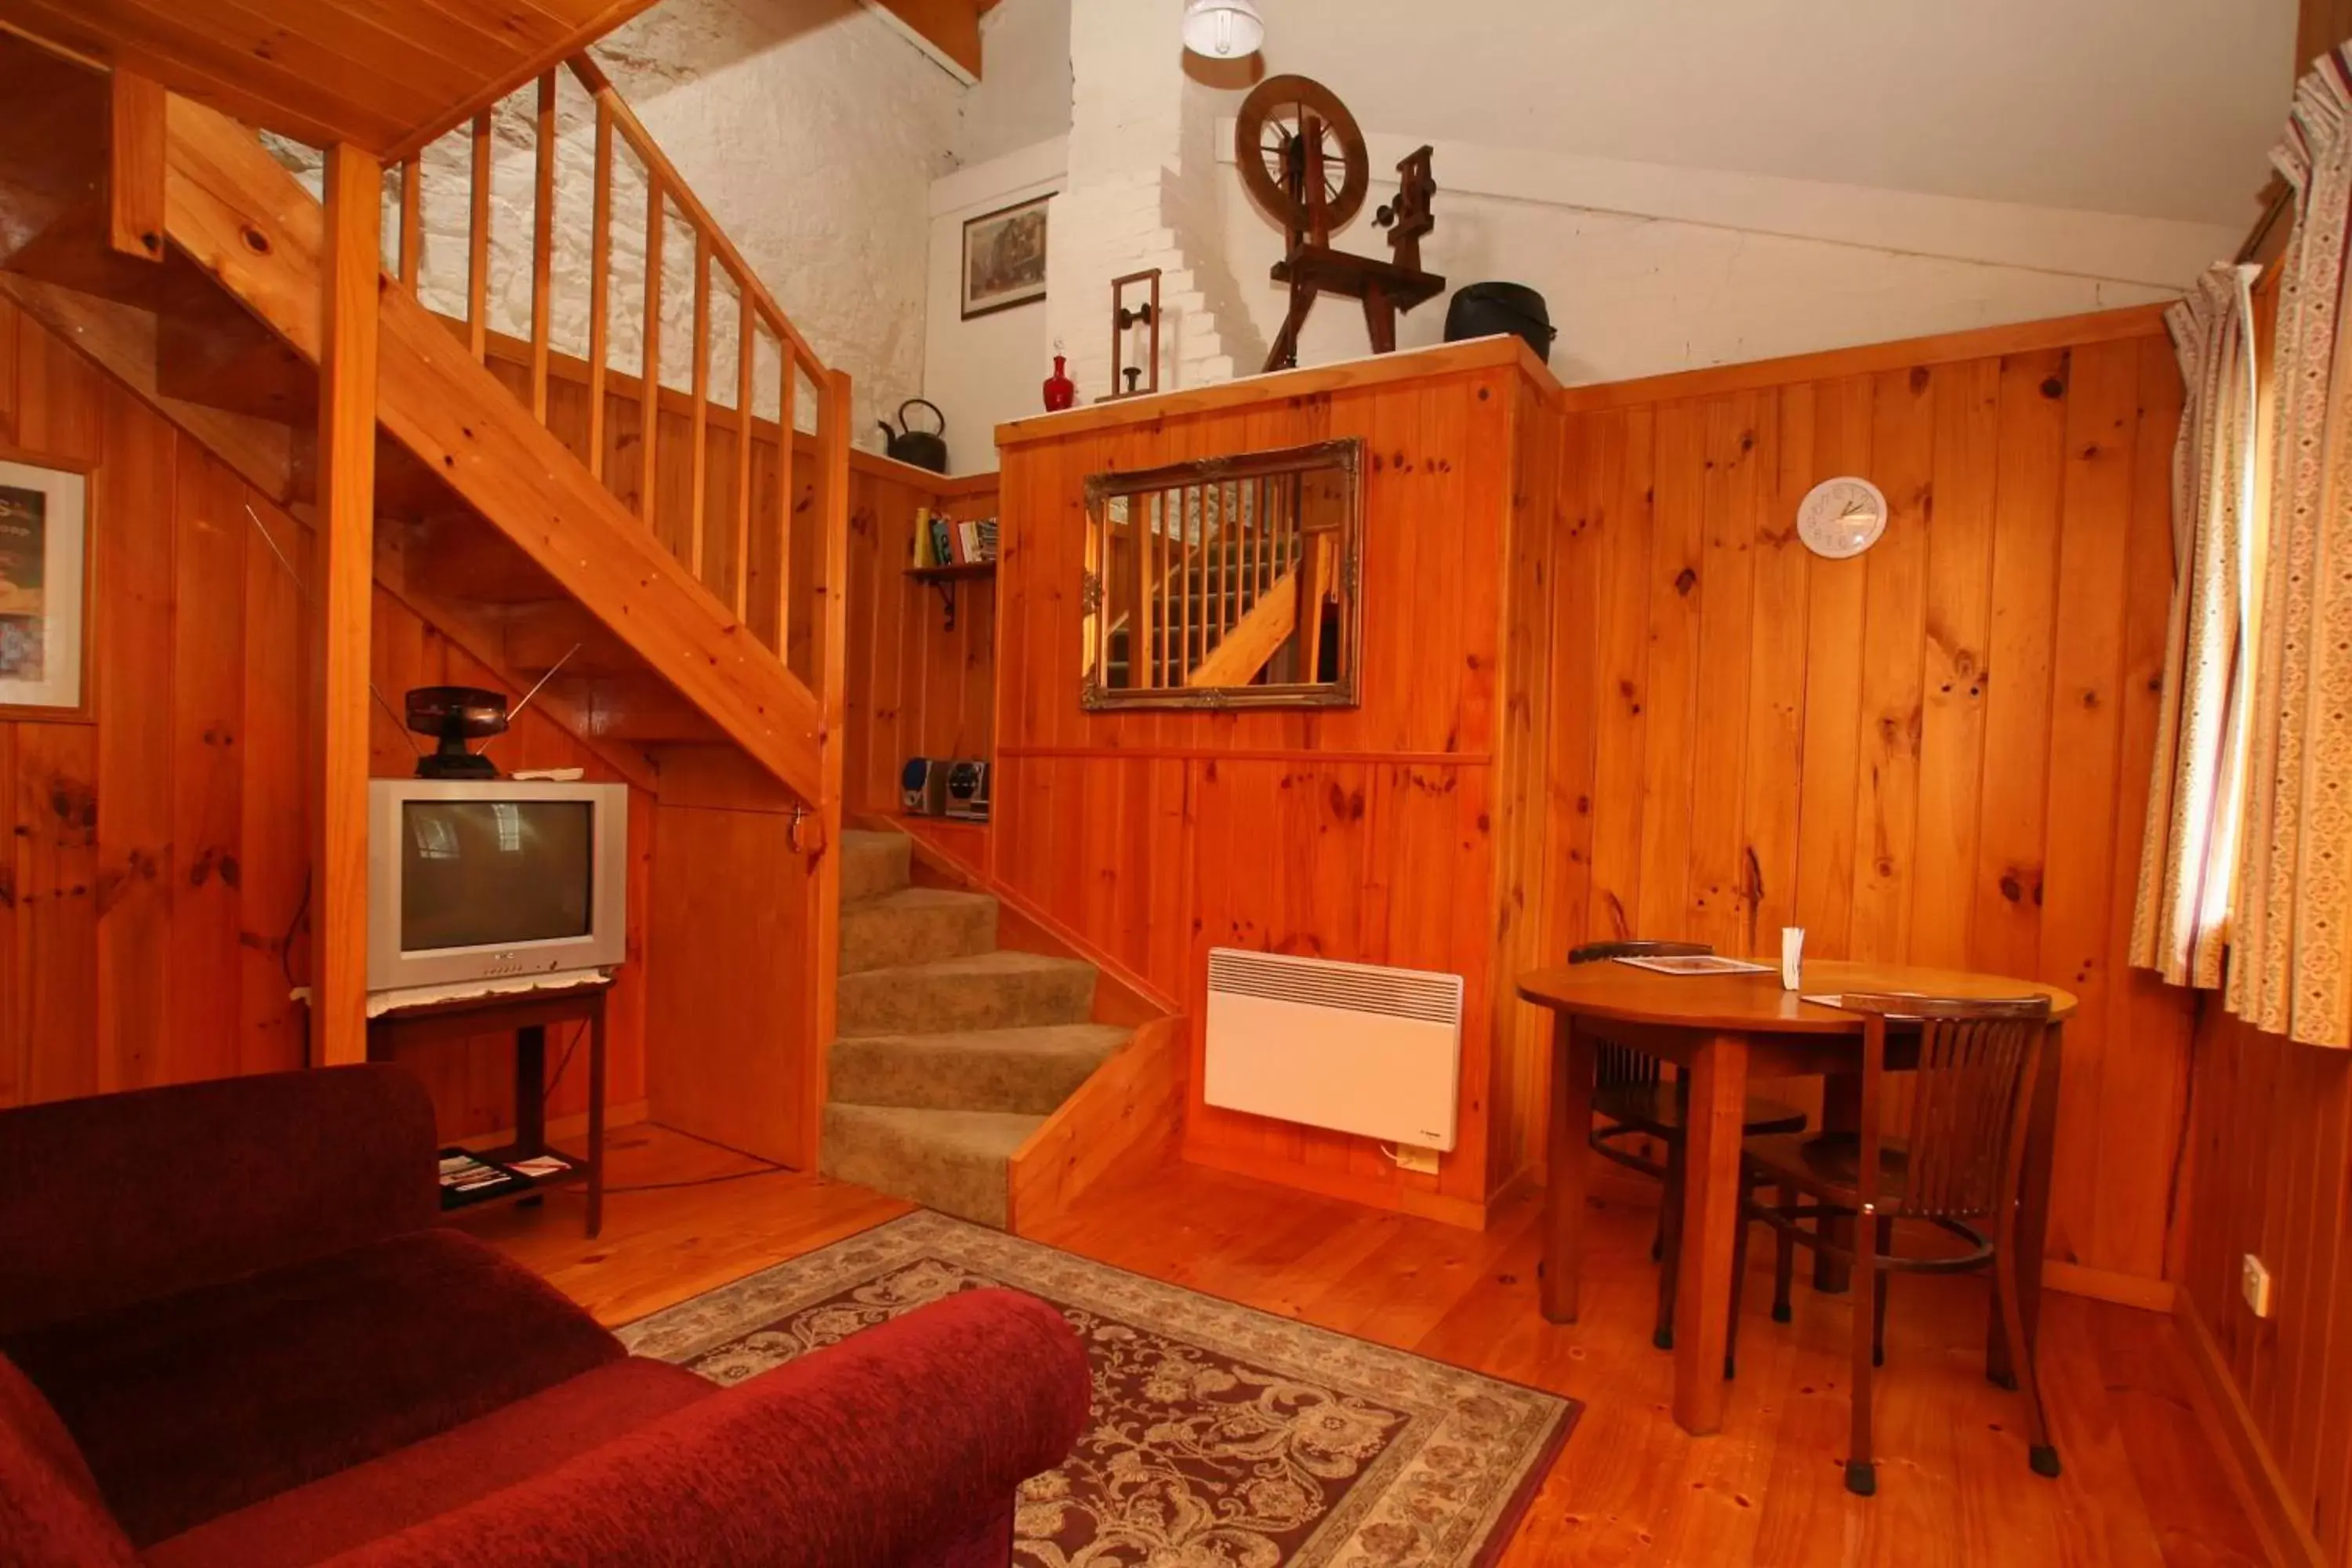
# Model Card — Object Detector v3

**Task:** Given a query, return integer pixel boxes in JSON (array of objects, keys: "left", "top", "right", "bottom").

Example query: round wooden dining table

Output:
[{"left": 1515, "top": 957, "right": 2078, "bottom": 1437}]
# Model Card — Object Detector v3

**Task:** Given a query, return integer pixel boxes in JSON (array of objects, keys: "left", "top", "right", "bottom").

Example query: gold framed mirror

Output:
[{"left": 1080, "top": 438, "right": 1363, "bottom": 711}]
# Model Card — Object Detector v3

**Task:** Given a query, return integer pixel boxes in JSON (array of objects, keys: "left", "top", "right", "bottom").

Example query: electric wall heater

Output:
[{"left": 1203, "top": 949, "right": 1464, "bottom": 1150}]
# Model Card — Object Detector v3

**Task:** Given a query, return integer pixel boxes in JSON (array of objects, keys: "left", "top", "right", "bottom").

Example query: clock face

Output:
[{"left": 1796, "top": 477, "right": 1888, "bottom": 560}]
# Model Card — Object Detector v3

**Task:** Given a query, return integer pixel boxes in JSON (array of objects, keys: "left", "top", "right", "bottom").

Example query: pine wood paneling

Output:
[
  {"left": 0, "top": 295, "right": 310, "bottom": 1106},
  {"left": 2, "top": 0, "right": 665, "bottom": 159},
  {"left": 1523, "top": 320, "right": 2195, "bottom": 1286},
  {"left": 2183, "top": 1007, "right": 2352, "bottom": 1566},
  {"left": 840, "top": 466, "right": 999, "bottom": 818},
  {"left": 988, "top": 315, "right": 2191, "bottom": 1250},
  {"left": 0, "top": 294, "right": 653, "bottom": 1142},
  {"left": 996, "top": 360, "right": 1523, "bottom": 1224}
]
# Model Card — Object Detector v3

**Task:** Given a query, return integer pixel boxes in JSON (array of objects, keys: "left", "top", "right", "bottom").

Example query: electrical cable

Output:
[
  {"left": 542, "top": 1021, "right": 587, "bottom": 1103},
  {"left": 280, "top": 868, "right": 311, "bottom": 991}
]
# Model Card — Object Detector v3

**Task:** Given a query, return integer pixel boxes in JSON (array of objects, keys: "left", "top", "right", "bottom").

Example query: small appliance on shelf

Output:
[
  {"left": 902, "top": 757, "right": 949, "bottom": 815},
  {"left": 944, "top": 760, "right": 990, "bottom": 822}
]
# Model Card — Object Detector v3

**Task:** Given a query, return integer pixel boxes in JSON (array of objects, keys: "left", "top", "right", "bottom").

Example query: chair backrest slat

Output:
[
  {"left": 1567, "top": 941, "right": 1713, "bottom": 1092},
  {"left": 1837, "top": 993, "right": 2051, "bottom": 1221}
]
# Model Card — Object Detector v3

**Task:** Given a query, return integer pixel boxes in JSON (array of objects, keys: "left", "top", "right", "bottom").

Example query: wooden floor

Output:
[{"left": 477, "top": 1123, "right": 2267, "bottom": 1567}]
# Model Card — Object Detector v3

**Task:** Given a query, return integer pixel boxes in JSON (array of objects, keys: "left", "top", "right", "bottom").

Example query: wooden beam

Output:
[
  {"left": 107, "top": 67, "right": 165, "bottom": 261},
  {"left": 314, "top": 140, "right": 383, "bottom": 1069},
  {"left": 861, "top": 0, "right": 982, "bottom": 81}
]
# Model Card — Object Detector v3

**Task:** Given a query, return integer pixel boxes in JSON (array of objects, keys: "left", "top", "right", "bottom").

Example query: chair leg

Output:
[
  {"left": 1846, "top": 1250, "right": 1878, "bottom": 1497},
  {"left": 1654, "top": 1139, "right": 1684, "bottom": 1352},
  {"left": 1995, "top": 1241, "right": 2060, "bottom": 1479},
  {"left": 1771, "top": 1183, "right": 1796, "bottom": 1323},
  {"left": 1650, "top": 1175, "right": 1667, "bottom": 1264},
  {"left": 1726, "top": 1180, "right": 1751, "bottom": 1380},
  {"left": 1872, "top": 1216, "right": 1893, "bottom": 1368}
]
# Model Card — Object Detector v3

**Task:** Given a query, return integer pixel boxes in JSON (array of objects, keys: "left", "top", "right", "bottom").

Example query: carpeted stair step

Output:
[
  {"left": 840, "top": 887, "right": 1000, "bottom": 975},
  {"left": 840, "top": 829, "right": 912, "bottom": 903},
  {"left": 837, "top": 950, "right": 1097, "bottom": 1037},
  {"left": 819, "top": 1104, "right": 1042, "bottom": 1228},
  {"left": 829, "top": 1023, "right": 1130, "bottom": 1114}
]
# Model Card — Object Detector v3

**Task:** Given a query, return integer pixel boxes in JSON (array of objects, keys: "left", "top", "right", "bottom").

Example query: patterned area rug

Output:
[{"left": 619, "top": 1211, "right": 1576, "bottom": 1566}]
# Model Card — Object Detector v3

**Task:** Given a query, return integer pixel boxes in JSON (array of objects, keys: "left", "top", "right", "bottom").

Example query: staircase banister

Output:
[{"left": 564, "top": 53, "right": 829, "bottom": 380}]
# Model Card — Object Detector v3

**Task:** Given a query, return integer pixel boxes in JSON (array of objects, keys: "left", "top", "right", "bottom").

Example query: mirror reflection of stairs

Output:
[
  {"left": 822, "top": 831, "right": 1128, "bottom": 1228},
  {"left": 1105, "top": 535, "right": 1306, "bottom": 687}
]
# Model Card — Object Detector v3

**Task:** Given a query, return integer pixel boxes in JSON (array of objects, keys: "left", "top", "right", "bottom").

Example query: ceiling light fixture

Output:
[{"left": 1182, "top": 0, "right": 1264, "bottom": 59}]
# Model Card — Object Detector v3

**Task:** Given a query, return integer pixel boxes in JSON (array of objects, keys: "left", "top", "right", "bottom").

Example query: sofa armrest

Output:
[
  {"left": 329, "top": 1288, "right": 1092, "bottom": 1568},
  {"left": 0, "top": 1067, "right": 439, "bottom": 1337}
]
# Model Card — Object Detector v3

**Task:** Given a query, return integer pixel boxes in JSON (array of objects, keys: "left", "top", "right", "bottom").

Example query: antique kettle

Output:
[{"left": 877, "top": 398, "right": 949, "bottom": 473}]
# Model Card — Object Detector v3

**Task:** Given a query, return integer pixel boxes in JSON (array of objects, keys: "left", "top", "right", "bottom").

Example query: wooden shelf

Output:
[{"left": 439, "top": 1142, "right": 590, "bottom": 1214}]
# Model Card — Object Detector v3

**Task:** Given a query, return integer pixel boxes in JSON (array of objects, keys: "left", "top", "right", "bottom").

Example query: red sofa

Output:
[{"left": 0, "top": 1066, "right": 1091, "bottom": 1566}]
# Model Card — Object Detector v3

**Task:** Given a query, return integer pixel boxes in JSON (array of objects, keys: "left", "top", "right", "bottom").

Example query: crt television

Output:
[{"left": 366, "top": 779, "right": 628, "bottom": 993}]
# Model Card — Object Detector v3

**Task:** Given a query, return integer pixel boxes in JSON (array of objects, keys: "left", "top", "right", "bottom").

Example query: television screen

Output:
[{"left": 400, "top": 800, "right": 595, "bottom": 953}]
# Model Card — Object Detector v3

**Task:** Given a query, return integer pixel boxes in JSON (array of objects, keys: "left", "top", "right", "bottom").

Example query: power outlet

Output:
[
  {"left": 2242, "top": 1254, "right": 2275, "bottom": 1319},
  {"left": 1393, "top": 1143, "right": 1441, "bottom": 1176}
]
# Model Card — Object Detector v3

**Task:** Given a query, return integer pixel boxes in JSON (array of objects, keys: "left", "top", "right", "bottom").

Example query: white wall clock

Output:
[{"left": 1795, "top": 477, "right": 1888, "bottom": 560}]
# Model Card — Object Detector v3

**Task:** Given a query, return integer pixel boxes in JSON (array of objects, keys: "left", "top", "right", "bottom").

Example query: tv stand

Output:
[{"left": 365, "top": 978, "right": 608, "bottom": 1236}]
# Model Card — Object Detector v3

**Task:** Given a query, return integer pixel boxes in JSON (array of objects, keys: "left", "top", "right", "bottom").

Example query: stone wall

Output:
[{"left": 281, "top": 0, "right": 960, "bottom": 450}]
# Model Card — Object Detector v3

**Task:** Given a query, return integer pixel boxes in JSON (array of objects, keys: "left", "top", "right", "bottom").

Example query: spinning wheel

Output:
[
  {"left": 1233, "top": 74, "right": 1444, "bottom": 373},
  {"left": 1236, "top": 75, "right": 1370, "bottom": 241}
]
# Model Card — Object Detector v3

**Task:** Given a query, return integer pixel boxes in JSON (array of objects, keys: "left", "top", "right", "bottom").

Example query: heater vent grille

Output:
[{"left": 1207, "top": 949, "right": 1462, "bottom": 1025}]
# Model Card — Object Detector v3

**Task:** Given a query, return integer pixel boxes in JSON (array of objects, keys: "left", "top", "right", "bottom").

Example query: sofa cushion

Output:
[
  {"left": 143, "top": 1358, "right": 713, "bottom": 1568},
  {"left": 2, "top": 1227, "right": 621, "bottom": 1547},
  {"left": 0, "top": 1353, "right": 137, "bottom": 1567}
]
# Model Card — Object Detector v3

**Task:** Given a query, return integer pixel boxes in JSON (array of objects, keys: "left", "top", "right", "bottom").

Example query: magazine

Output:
[{"left": 1612, "top": 954, "right": 1774, "bottom": 976}]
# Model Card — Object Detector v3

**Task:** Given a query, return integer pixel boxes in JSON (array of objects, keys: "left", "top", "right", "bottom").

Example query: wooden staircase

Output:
[{"left": 0, "top": 34, "right": 851, "bottom": 1121}]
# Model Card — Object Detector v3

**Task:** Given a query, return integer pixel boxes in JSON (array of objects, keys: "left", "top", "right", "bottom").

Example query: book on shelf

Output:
[{"left": 930, "top": 515, "right": 956, "bottom": 569}]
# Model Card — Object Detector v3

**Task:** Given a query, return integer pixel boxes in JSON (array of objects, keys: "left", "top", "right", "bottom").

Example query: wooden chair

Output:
[
  {"left": 1567, "top": 940, "right": 1809, "bottom": 1350},
  {"left": 1726, "top": 993, "right": 2058, "bottom": 1497}
]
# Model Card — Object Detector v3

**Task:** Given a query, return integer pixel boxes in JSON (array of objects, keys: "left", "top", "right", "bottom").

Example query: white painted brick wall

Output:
[{"left": 278, "top": 0, "right": 959, "bottom": 452}]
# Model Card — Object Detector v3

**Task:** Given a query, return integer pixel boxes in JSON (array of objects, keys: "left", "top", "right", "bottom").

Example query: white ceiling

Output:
[{"left": 1238, "top": 0, "right": 2297, "bottom": 229}]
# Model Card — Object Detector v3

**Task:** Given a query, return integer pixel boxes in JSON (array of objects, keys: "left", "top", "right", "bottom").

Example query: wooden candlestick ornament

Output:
[{"left": 1105, "top": 269, "right": 1162, "bottom": 401}]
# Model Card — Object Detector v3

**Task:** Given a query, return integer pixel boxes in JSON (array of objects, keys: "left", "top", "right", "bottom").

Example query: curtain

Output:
[
  {"left": 2229, "top": 47, "right": 2352, "bottom": 1047},
  {"left": 2132, "top": 263, "right": 2260, "bottom": 989}
]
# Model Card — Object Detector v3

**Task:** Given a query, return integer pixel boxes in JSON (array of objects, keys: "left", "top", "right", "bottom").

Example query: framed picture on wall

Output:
[
  {"left": 962, "top": 194, "right": 1051, "bottom": 319},
  {"left": 0, "top": 450, "right": 93, "bottom": 721}
]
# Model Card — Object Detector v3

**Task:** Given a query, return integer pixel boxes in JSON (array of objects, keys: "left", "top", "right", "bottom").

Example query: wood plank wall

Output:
[
  {"left": 0, "top": 295, "right": 650, "bottom": 1141},
  {"left": 2181, "top": 1006, "right": 2352, "bottom": 1564},
  {"left": 841, "top": 465, "right": 998, "bottom": 816},
  {"left": 0, "top": 292, "right": 314, "bottom": 1107},
  {"left": 994, "top": 356, "right": 1523, "bottom": 1226},
  {"left": 1510, "top": 311, "right": 2197, "bottom": 1289},
  {"left": 2303, "top": 0, "right": 2352, "bottom": 74}
]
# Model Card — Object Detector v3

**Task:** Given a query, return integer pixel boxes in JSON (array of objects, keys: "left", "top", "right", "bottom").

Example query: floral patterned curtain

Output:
[
  {"left": 2132, "top": 263, "right": 2259, "bottom": 990},
  {"left": 2229, "top": 47, "right": 2352, "bottom": 1047}
]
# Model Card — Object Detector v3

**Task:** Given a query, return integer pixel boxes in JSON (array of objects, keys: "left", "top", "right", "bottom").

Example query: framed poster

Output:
[
  {"left": 0, "top": 451, "right": 92, "bottom": 720},
  {"left": 961, "top": 193, "right": 1051, "bottom": 319}
]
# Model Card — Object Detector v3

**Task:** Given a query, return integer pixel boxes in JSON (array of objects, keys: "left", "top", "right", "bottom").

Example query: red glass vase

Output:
[{"left": 1043, "top": 354, "right": 1076, "bottom": 412}]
